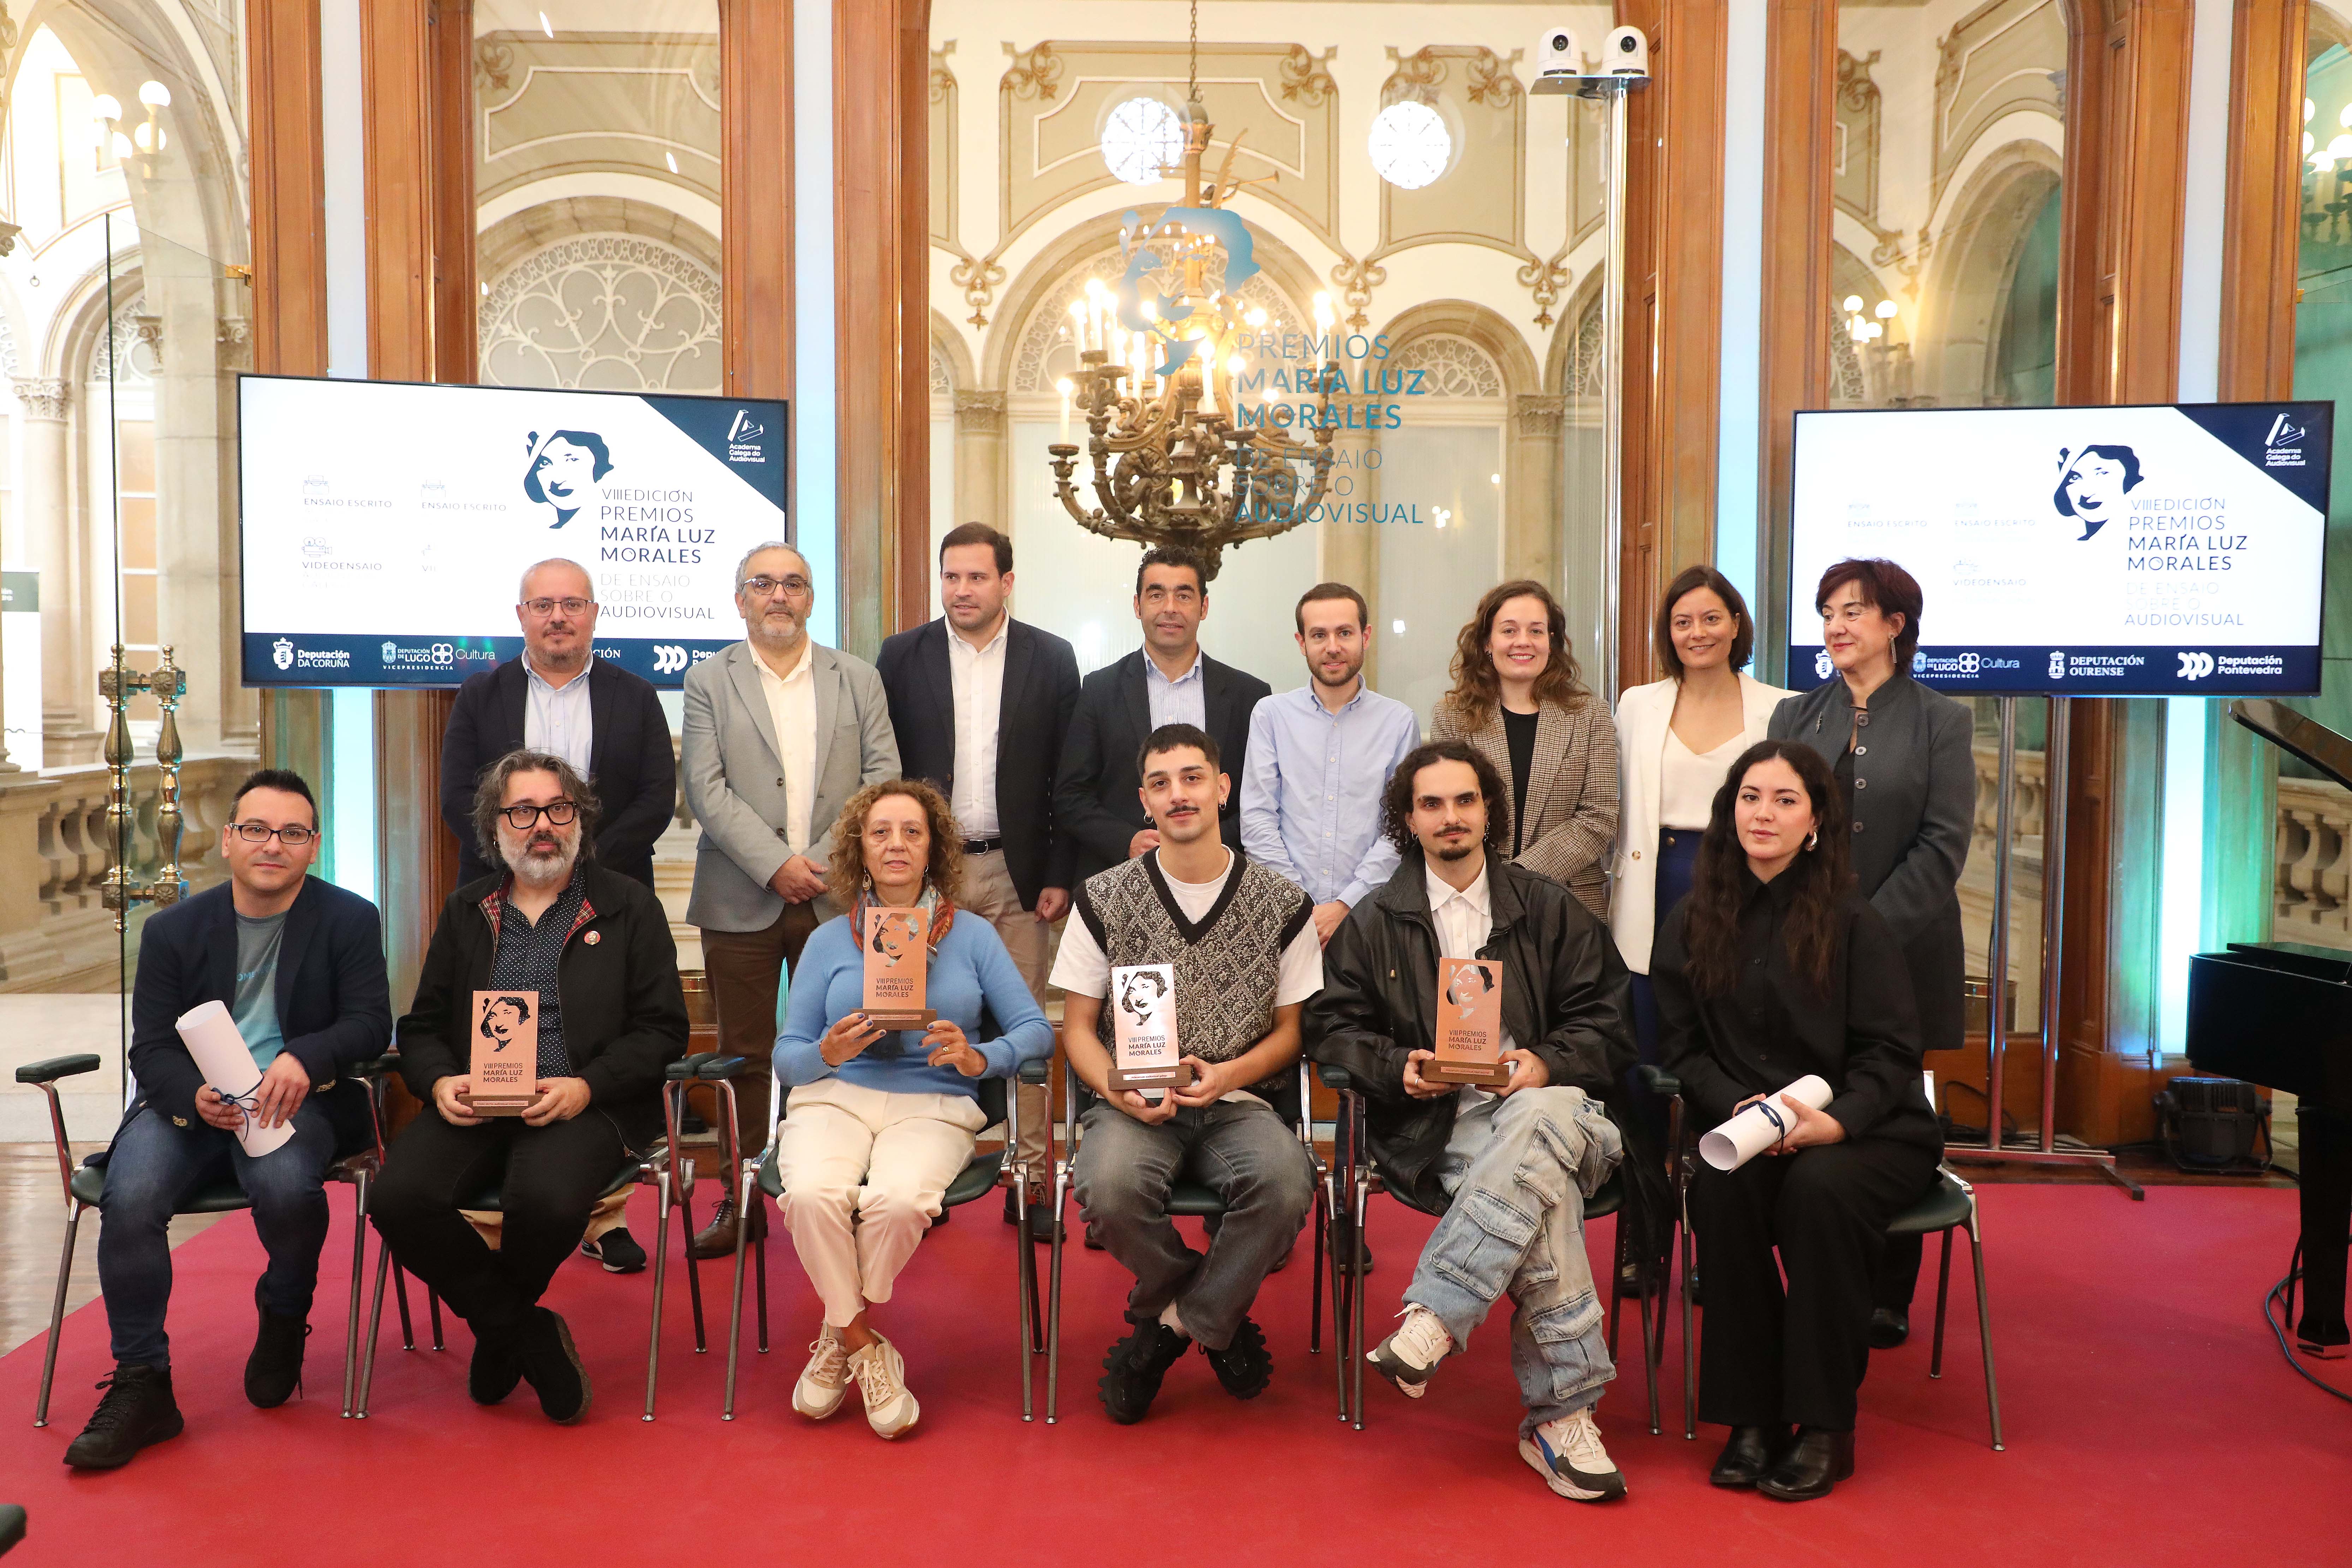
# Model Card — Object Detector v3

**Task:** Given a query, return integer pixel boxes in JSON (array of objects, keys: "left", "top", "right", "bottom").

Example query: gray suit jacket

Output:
[{"left": 681, "top": 639, "right": 901, "bottom": 932}]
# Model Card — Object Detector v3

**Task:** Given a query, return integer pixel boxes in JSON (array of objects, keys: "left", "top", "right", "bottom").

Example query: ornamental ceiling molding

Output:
[
  {"left": 931, "top": 42, "right": 959, "bottom": 251},
  {"left": 472, "top": 31, "right": 722, "bottom": 209},
  {"left": 1929, "top": 0, "right": 2067, "bottom": 219},
  {"left": 1372, "top": 45, "right": 1530, "bottom": 268}
]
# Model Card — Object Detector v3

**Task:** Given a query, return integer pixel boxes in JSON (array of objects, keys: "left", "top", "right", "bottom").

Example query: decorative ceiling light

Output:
[
  {"left": 1103, "top": 96, "right": 1184, "bottom": 185},
  {"left": 1368, "top": 100, "right": 1452, "bottom": 190}
]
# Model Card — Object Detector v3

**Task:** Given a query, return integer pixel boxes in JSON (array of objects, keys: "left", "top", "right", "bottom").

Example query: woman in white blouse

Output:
[{"left": 1613, "top": 567, "right": 1790, "bottom": 1071}]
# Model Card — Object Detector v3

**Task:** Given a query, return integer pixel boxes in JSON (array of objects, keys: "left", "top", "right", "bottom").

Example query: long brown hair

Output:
[
  {"left": 1440, "top": 579, "right": 1585, "bottom": 729},
  {"left": 824, "top": 779, "right": 966, "bottom": 908},
  {"left": 1679, "top": 740, "right": 1851, "bottom": 997}
]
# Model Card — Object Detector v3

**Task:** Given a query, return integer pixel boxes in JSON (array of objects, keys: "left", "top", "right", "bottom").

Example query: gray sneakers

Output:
[{"left": 1518, "top": 1408, "right": 1627, "bottom": 1502}]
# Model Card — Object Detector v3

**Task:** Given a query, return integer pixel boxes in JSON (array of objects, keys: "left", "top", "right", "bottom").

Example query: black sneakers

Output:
[
  {"left": 1867, "top": 1307, "right": 1910, "bottom": 1349},
  {"left": 1201, "top": 1315, "right": 1274, "bottom": 1400},
  {"left": 469, "top": 1324, "right": 524, "bottom": 1406},
  {"left": 243, "top": 1290, "right": 311, "bottom": 1409},
  {"left": 515, "top": 1307, "right": 592, "bottom": 1424},
  {"left": 580, "top": 1226, "right": 648, "bottom": 1274},
  {"left": 1098, "top": 1322, "right": 1190, "bottom": 1424},
  {"left": 62, "top": 1364, "right": 184, "bottom": 1470}
]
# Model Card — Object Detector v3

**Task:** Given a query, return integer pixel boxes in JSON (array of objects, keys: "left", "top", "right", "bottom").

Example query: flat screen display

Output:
[
  {"left": 238, "top": 374, "right": 788, "bottom": 687},
  {"left": 1787, "top": 402, "right": 2331, "bottom": 696}
]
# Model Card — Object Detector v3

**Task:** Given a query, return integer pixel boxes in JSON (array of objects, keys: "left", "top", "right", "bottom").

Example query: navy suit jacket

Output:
[
  {"left": 125, "top": 877, "right": 393, "bottom": 1153},
  {"left": 1054, "top": 648, "right": 1269, "bottom": 885}
]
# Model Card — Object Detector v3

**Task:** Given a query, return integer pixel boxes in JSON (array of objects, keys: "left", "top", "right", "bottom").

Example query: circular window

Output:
[
  {"left": 1102, "top": 96, "right": 1184, "bottom": 185},
  {"left": 1368, "top": 100, "right": 1452, "bottom": 190}
]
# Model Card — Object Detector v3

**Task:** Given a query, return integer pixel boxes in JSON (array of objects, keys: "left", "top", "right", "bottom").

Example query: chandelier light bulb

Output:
[
  {"left": 1842, "top": 295, "right": 1863, "bottom": 314},
  {"left": 2329, "top": 134, "right": 2352, "bottom": 160},
  {"left": 112, "top": 132, "right": 134, "bottom": 160},
  {"left": 1874, "top": 300, "right": 1898, "bottom": 319},
  {"left": 2306, "top": 131, "right": 2318, "bottom": 157},
  {"left": 2315, "top": 152, "right": 2338, "bottom": 173},
  {"left": 133, "top": 121, "right": 155, "bottom": 152},
  {"left": 138, "top": 80, "right": 171, "bottom": 108},
  {"left": 91, "top": 94, "right": 121, "bottom": 123},
  {"left": 2307, "top": 97, "right": 2318, "bottom": 124},
  {"left": 2340, "top": 102, "right": 2352, "bottom": 129}
]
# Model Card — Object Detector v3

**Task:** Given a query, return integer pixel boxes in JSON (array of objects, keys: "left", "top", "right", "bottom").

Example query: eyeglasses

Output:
[
  {"left": 521, "top": 597, "right": 595, "bottom": 617},
  {"left": 229, "top": 822, "right": 317, "bottom": 847},
  {"left": 498, "top": 801, "right": 579, "bottom": 830},
  {"left": 739, "top": 574, "right": 812, "bottom": 600}
]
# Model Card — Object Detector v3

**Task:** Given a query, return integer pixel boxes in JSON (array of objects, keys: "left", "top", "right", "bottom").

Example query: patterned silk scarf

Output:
[{"left": 851, "top": 881, "right": 956, "bottom": 960}]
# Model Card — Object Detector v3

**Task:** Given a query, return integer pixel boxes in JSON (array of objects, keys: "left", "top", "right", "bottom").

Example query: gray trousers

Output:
[
  {"left": 1071, "top": 1097, "right": 1315, "bottom": 1351},
  {"left": 1404, "top": 1085, "right": 1623, "bottom": 1437}
]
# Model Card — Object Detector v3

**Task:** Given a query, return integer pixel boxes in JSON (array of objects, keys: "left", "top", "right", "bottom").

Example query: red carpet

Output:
[{"left": 1, "top": 1181, "right": 2342, "bottom": 1567}]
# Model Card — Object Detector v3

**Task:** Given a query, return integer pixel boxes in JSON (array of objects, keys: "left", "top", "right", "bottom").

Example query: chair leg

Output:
[
  {"left": 1967, "top": 1215, "right": 2003, "bottom": 1451},
  {"left": 358, "top": 1232, "right": 392, "bottom": 1417},
  {"left": 1014, "top": 1178, "right": 1037, "bottom": 1421},
  {"left": 392, "top": 1262, "right": 415, "bottom": 1352},
  {"left": 32, "top": 1204, "right": 83, "bottom": 1429},
  {"left": 427, "top": 1287, "right": 445, "bottom": 1353},
  {"left": 644, "top": 1169, "right": 671, "bottom": 1422},
  {"left": 1046, "top": 1161, "right": 1070, "bottom": 1424},
  {"left": 1309, "top": 1179, "right": 1325, "bottom": 1357},
  {"left": 1636, "top": 1282, "right": 1659, "bottom": 1438},
  {"left": 1930, "top": 1227, "right": 1955, "bottom": 1379},
  {"left": 1606, "top": 1206, "right": 1625, "bottom": 1361},
  {"left": 1349, "top": 1165, "right": 1369, "bottom": 1432},
  {"left": 723, "top": 1164, "right": 754, "bottom": 1421},
  {"left": 754, "top": 1229, "right": 770, "bottom": 1354},
  {"left": 681, "top": 1178, "right": 708, "bottom": 1355},
  {"left": 341, "top": 1171, "right": 369, "bottom": 1419},
  {"left": 1324, "top": 1173, "right": 1347, "bottom": 1421},
  {"left": 1679, "top": 1179, "right": 1697, "bottom": 1441}
]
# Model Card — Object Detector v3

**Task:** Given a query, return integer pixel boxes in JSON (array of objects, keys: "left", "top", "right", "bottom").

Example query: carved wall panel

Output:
[
  {"left": 477, "top": 233, "right": 722, "bottom": 392},
  {"left": 473, "top": 29, "right": 721, "bottom": 210},
  {"left": 1377, "top": 45, "right": 1527, "bottom": 261}
]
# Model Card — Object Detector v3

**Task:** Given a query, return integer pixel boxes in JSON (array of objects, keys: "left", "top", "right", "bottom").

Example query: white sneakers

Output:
[
  {"left": 1519, "top": 1407, "right": 1628, "bottom": 1503},
  {"left": 1366, "top": 1305, "right": 1453, "bottom": 1399},
  {"left": 793, "top": 1328, "right": 853, "bottom": 1420},
  {"left": 848, "top": 1335, "right": 919, "bottom": 1439}
]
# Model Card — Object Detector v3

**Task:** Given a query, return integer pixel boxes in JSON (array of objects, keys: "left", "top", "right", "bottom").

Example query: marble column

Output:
[
  {"left": 13, "top": 377, "right": 95, "bottom": 764},
  {"left": 952, "top": 390, "right": 1007, "bottom": 536}
]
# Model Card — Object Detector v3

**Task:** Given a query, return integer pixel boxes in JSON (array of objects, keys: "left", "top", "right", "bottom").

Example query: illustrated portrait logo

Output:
[
  {"left": 868, "top": 910, "right": 923, "bottom": 969},
  {"left": 477, "top": 993, "right": 532, "bottom": 1050},
  {"left": 1117, "top": 969, "right": 1170, "bottom": 1030},
  {"left": 2052, "top": 443, "right": 2143, "bottom": 541},
  {"left": 522, "top": 429, "right": 614, "bottom": 530},
  {"left": 1445, "top": 963, "right": 1494, "bottom": 1021}
]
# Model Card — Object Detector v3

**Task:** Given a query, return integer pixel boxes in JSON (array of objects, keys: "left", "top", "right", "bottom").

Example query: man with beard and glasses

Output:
[
  {"left": 1306, "top": 741, "right": 1638, "bottom": 1503},
  {"left": 371, "top": 750, "right": 688, "bottom": 1424},
  {"left": 683, "top": 542, "right": 900, "bottom": 1258}
]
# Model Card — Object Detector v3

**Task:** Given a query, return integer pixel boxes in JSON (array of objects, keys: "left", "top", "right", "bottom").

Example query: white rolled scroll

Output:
[
  {"left": 175, "top": 1000, "right": 296, "bottom": 1158},
  {"left": 1698, "top": 1074, "right": 1834, "bottom": 1172}
]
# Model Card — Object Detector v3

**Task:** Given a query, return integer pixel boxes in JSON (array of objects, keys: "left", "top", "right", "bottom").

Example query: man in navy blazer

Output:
[
  {"left": 1056, "top": 545, "right": 1270, "bottom": 886},
  {"left": 65, "top": 769, "right": 391, "bottom": 1471},
  {"left": 439, "top": 558, "right": 677, "bottom": 890}
]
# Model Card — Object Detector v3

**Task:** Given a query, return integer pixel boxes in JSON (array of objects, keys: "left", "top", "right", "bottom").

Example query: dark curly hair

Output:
[
  {"left": 1678, "top": 739, "right": 1852, "bottom": 998},
  {"left": 471, "top": 749, "right": 601, "bottom": 869},
  {"left": 824, "top": 777, "right": 966, "bottom": 908},
  {"left": 1381, "top": 740, "right": 1511, "bottom": 858}
]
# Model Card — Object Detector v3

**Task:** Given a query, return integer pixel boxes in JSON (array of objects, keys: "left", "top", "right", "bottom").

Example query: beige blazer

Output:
[{"left": 1430, "top": 692, "right": 1617, "bottom": 918}]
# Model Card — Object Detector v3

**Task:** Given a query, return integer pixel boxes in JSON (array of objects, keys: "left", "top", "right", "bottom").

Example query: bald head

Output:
[{"left": 515, "top": 558, "right": 598, "bottom": 679}]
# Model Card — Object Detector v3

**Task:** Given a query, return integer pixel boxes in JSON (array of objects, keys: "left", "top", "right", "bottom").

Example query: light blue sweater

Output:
[{"left": 772, "top": 912, "right": 1052, "bottom": 1101}]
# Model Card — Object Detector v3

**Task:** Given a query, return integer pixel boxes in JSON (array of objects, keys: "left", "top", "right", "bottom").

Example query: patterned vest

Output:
[{"left": 1074, "top": 848, "right": 1311, "bottom": 1093}]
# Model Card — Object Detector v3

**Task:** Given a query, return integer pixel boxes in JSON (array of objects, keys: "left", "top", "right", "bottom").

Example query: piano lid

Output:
[{"left": 2229, "top": 700, "right": 2352, "bottom": 793}]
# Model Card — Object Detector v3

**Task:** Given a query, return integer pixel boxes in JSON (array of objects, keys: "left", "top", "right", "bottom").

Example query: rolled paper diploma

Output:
[
  {"left": 174, "top": 1000, "right": 297, "bottom": 1158},
  {"left": 1698, "top": 1074, "right": 1834, "bottom": 1172}
]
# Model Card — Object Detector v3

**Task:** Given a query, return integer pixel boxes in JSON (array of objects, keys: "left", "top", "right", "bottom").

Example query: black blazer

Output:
[
  {"left": 1055, "top": 648, "right": 1270, "bottom": 884},
  {"left": 396, "top": 864, "right": 690, "bottom": 1150},
  {"left": 439, "top": 655, "right": 677, "bottom": 890},
  {"left": 874, "top": 616, "right": 1081, "bottom": 909},
  {"left": 1769, "top": 673, "right": 1975, "bottom": 1054},
  {"left": 125, "top": 877, "right": 393, "bottom": 1154}
]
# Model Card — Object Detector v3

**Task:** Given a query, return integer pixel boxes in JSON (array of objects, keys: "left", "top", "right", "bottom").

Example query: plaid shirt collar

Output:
[{"left": 477, "top": 862, "right": 597, "bottom": 956}]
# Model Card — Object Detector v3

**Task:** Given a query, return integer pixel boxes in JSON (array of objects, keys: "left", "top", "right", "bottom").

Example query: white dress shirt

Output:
[
  {"left": 1427, "top": 859, "right": 1513, "bottom": 1164},
  {"left": 946, "top": 615, "right": 1009, "bottom": 839},
  {"left": 1144, "top": 648, "right": 1208, "bottom": 730},
  {"left": 754, "top": 639, "right": 817, "bottom": 853},
  {"left": 522, "top": 654, "right": 594, "bottom": 778}
]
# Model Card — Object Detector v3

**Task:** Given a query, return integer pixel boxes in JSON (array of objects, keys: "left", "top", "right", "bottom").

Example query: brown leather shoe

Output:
[{"left": 690, "top": 1194, "right": 768, "bottom": 1260}]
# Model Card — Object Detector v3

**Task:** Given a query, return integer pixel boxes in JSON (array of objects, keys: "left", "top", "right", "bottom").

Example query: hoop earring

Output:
[{"left": 1804, "top": 830, "right": 1819, "bottom": 852}]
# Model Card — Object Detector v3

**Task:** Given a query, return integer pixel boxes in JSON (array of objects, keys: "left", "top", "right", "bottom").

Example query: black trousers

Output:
[
  {"left": 371, "top": 1109, "right": 628, "bottom": 1335},
  {"left": 1688, "top": 1136, "right": 1939, "bottom": 1431}
]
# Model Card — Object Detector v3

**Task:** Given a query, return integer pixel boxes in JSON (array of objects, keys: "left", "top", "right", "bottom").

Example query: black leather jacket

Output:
[{"left": 1305, "top": 850, "right": 1636, "bottom": 1213}]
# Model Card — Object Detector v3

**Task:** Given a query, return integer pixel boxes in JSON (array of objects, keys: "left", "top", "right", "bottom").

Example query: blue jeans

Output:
[
  {"left": 97, "top": 1103, "right": 338, "bottom": 1367},
  {"left": 1404, "top": 1086, "right": 1623, "bottom": 1436}
]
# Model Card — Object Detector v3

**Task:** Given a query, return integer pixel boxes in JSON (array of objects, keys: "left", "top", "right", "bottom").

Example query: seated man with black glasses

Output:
[
  {"left": 372, "top": 749, "right": 688, "bottom": 1424},
  {"left": 64, "top": 769, "right": 391, "bottom": 1471}
]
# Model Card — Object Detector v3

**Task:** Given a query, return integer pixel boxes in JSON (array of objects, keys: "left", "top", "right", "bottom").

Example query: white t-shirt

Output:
[{"left": 1050, "top": 848, "right": 1322, "bottom": 1104}]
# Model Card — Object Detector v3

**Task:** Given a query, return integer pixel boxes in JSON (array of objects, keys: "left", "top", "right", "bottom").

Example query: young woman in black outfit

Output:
[{"left": 1650, "top": 739, "right": 1942, "bottom": 1501}]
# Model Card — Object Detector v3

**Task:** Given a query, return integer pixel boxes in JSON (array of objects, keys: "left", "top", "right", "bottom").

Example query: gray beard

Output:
[{"left": 509, "top": 841, "right": 578, "bottom": 889}]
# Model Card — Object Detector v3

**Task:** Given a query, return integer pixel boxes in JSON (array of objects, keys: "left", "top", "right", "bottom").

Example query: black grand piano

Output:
[{"left": 2188, "top": 699, "right": 2352, "bottom": 1353}]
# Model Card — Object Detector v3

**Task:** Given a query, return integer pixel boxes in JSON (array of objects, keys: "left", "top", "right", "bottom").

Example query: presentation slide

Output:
[
  {"left": 1787, "top": 402, "right": 2332, "bottom": 696},
  {"left": 238, "top": 375, "right": 788, "bottom": 687}
]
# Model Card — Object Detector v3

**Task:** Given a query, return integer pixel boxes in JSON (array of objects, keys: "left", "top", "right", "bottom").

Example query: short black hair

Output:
[
  {"left": 1380, "top": 740, "right": 1509, "bottom": 856},
  {"left": 939, "top": 521, "right": 1012, "bottom": 574},
  {"left": 231, "top": 768, "right": 318, "bottom": 828},
  {"left": 1294, "top": 581, "right": 1369, "bottom": 634},
  {"left": 1136, "top": 721, "right": 1221, "bottom": 779},
  {"left": 1135, "top": 544, "right": 1207, "bottom": 597}
]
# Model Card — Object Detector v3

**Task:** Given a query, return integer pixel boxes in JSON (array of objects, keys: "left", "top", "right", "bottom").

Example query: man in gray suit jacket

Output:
[{"left": 683, "top": 542, "right": 900, "bottom": 1255}]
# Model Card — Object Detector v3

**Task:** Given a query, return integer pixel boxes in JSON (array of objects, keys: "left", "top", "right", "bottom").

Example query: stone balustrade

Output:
[
  {"left": 1959, "top": 743, "right": 2046, "bottom": 1029},
  {"left": 2274, "top": 775, "right": 2352, "bottom": 949}
]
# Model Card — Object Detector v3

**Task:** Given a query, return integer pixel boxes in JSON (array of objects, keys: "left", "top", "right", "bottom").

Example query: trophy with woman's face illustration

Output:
[
  {"left": 461, "top": 990, "right": 539, "bottom": 1114},
  {"left": 1107, "top": 963, "right": 1194, "bottom": 1092},
  {"left": 1429, "top": 958, "right": 1510, "bottom": 1086},
  {"left": 861, "top": 907, "right": 937, "bottom": 1030}
]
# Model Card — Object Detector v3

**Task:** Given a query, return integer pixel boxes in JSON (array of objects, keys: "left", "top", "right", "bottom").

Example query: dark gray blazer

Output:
[{"left": 1768, "top": 672, "right": 1975, "bottom": 1054}]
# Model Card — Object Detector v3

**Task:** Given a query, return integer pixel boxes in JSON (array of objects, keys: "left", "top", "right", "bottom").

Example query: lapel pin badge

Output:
[{"left": 584, "top": 930, "right": 602, "bottom": 946}]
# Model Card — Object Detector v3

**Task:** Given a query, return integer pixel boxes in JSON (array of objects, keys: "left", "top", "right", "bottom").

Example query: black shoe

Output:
[
  {"left": 244, "top": 1287, "right": 310, "bottom": 1409},
  {"left": 1004, "top": 1186, "right": 1062, "bottom": 1243},
  {"left": 1757, "top": 1427, "right": 1855, "bottom": 1501},
  {"left": 1868, "top": 1307, "right": 1909, "bottom": 1349},
  {"left": 690, "top": 1194, "right": 766, "bottom": 1261},
  {"left": 515, "top": 1307, "right": 592, "bottom": 1424},
  {"left": 1202, "top": 1315, "right": 1274, "bottom": 1400},
  {"left": 1709, "top": 1424, "right": 1787, "bottom": 1489},
  {"left": 580, "top": 1226, "right": 647, "bottom": 1274},
  {"left": 62, "top": 1364, "right": 183, "bottom": 1470},
  {"left": 1332, "top": 1216, "right": 1375, "bottom": 1276},
  {"left": 1097, "top": 1322, "right": 1189, "bottom": 1424},
  {"left": 468, "top": 1324, "right": 524, "bottom": 1406}
]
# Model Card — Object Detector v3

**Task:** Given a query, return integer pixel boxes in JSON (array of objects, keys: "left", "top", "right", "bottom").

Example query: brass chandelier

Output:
[{"left": 1045, "top": 7, "right": 1335, "bottom": 582}]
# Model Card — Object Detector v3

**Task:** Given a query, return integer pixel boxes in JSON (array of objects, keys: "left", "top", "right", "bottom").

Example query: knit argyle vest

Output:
[{"left": 1074, "top": 848, "right": 1311, "bottom": 1092}]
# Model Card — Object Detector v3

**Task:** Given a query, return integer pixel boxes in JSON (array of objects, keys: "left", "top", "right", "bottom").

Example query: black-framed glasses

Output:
[
  {"left": 738, "top": 574, "right": 811, "bottom": 599},
  {"left": 498, "top": 801, "right": 579, "bottom": 830},
  {"left": 229, "top": 822, "right": 318, "bottom": 847},
  {"left": 521, "top": 596, "right": 595, "bottom": 617}
]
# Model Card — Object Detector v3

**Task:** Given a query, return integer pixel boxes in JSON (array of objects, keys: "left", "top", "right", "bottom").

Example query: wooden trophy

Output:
[
  {"left": 1106, "top": 963, "right": 1195, "bottom": 1093},
  {"left": 1427, "top": 957, "right": 1511, "bottom": 1086},
  {"left": 461, "top": 990, "right": 541, "bottom": 1115},
  {"left": 862, "top": 906, "right": 937, "bottom": 1030}
]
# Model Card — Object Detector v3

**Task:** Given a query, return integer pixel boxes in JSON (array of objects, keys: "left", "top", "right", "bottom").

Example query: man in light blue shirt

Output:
[{"left": 1241, "top": 582, "right": 1421, "bottom": 946}]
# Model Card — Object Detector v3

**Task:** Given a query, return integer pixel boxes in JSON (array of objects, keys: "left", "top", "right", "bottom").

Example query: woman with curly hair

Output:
[
  {"left": 1429, "top": 580, "right": 1618, "bottom": 918},
  {"left": 767, "top": 778, "right": 1053, "bottom": 1439}
]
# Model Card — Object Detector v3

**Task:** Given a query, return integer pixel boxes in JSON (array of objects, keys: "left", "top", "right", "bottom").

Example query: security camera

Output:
[
  {"left": 1606, "top": 25, "right": 1650, "bottom": 77},
  {"left": 1534, "top": 25, "right": 1581, "bottom": 84}
]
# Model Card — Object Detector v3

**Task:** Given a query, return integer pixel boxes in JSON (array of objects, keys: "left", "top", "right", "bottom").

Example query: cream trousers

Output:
[{"left": 776, "top": 1076, "right": 986, "bottom": 1328}]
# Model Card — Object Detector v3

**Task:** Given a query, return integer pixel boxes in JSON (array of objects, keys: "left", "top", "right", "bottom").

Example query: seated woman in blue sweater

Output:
[{"left": 771, "top": 778, "right": 1052, "bottom": 1439}]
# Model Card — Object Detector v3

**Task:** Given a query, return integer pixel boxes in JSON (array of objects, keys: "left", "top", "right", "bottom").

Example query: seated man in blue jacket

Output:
[{"left": 65, "top": 768, "right": 392, "bottom": 1471}]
